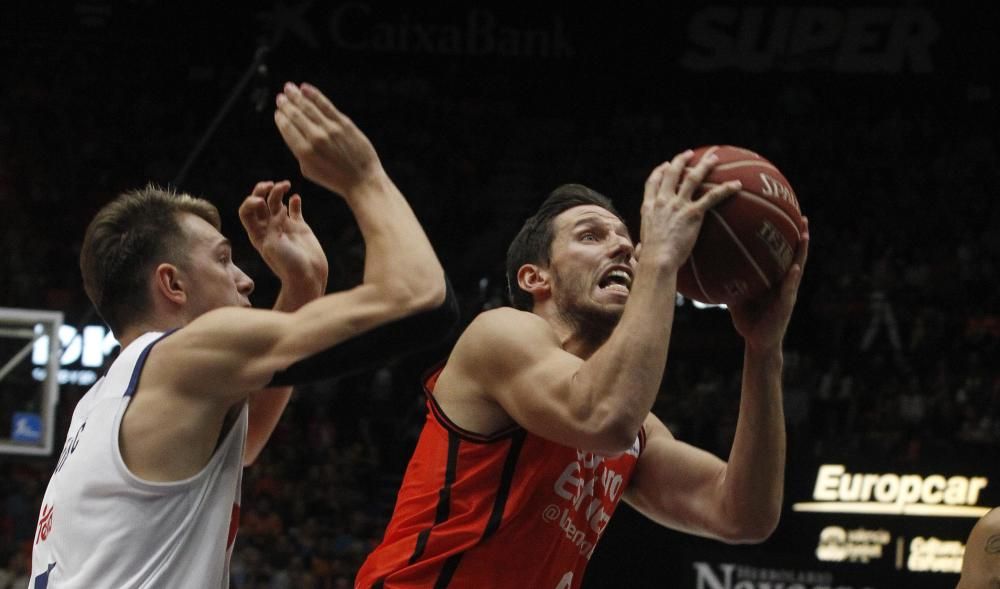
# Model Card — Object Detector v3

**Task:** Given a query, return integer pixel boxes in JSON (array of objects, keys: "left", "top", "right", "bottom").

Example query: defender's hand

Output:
[
  {"left": 239, "top": 180, "right": 328, "bottom": 295},
  {"left": 274, "top": 82, "right": 384, "bottom": 198}
]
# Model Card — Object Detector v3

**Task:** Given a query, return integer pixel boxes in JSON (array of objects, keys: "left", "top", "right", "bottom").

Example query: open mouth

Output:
[{"left": 599, "top": 268, "right": 632, "bottom": 295}]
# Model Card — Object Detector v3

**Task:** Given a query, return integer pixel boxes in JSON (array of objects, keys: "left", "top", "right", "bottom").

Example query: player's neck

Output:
[
  {"left": 534, "top": 305, "right": 609, "bottom": 359},
  {"left": 117, "top": 317, "right": 183, "bottom": 349},
  {"left": 561, "top": 331, "right": 604, "bottom": 359},
  {"left": 116, "top": 329, "right": 143, "bottom": 350}
]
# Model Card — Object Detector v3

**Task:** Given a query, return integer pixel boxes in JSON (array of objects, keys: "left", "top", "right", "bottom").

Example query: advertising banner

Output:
[{"left": 588, "top": 457, "right": 996, "bottom": 587}]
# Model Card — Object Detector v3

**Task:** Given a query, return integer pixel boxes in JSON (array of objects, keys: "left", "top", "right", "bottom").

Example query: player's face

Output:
[
  {"left": 547, "top": 205, "right": 635, "bottom": 323},
  {"left": 175, "top": 212, "right": 254, "bottom": 318}
]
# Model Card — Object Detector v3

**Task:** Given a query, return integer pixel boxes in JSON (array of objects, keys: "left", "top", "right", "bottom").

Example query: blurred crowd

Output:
[{"left": 1, "top": 6, "right": 998, "bottom": 587}]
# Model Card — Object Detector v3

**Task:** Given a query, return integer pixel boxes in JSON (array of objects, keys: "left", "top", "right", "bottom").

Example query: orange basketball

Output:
[{"left": 676, "top": 145, "right": 803, "bottom": 305}]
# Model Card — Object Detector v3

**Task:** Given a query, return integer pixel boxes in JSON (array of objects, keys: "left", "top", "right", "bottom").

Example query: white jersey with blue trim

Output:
[{"left": 29, "top": 331, "right": 248, "bottom": 589}]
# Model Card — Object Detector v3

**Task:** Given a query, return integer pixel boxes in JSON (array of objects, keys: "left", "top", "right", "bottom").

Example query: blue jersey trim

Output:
[{"left": 123, "top": 329, "right": 178, "bottom": 398}]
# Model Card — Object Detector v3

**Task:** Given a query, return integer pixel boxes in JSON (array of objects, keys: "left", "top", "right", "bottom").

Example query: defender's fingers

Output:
[
  {"left": 288, "top": 194, "right": 303, "bottom": 221},
  {"left": 238, "top": 196, "right": 269, "bottom": 226},
  {"left": 282, "top": 82, "right": 328, "bottom": 127},
  {"left": 266, "top": 180, "right": 292, "bottom": 214},
  {"left": 274, "top": 108, "right": 309, "bottom": 152},
  {"left": 300, "top": 82, "right": 347, "bottom": 124},
  {"left": 276, "top": 93, "right": 316, "bottom": 138},
  {"left": 251, "top": 181, "right": 274, "bottom": 198}
]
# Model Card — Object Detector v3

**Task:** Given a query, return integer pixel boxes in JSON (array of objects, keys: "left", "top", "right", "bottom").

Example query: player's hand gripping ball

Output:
[{"left": 677, "top": 145, "right": 804, "bottom": 304}]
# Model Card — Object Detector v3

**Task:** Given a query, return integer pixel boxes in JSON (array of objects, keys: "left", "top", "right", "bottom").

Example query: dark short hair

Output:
[
  {"left": 505, "top": 184, "right": 623, "bottom": 310},
  {"left": 80, "top": 184, "right": 220, "bottom": 335}
]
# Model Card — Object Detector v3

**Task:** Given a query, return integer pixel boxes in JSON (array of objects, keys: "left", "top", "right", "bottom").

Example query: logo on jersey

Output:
[
  {"left": 35, "top": 504, "right": 54, "bottom": 544},
  {"left": 54, "top": 421, "right": 86, "bottom": 474},
  {"left": 543, "top": 439, "right": 641, "bottom": 559}
]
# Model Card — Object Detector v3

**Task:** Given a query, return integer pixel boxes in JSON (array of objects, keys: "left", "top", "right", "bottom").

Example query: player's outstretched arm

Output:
[
  {"left": 275, "top": 82, "right": 443, "bottom": 300},
  {"left": 162, "top": 81, "right": 448, "bottom": 399},
  {"left": 128, "top": 84, "right": 451, "bottom": 479},
  {"left": 237, "top": 179, "right": 328, "bottom": 465}
]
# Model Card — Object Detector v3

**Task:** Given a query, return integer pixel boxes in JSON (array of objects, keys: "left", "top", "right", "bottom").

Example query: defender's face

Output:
[
  {"left": 547, "top": 205, "right": 635, "bottom": 318},
  {"left": 175, "top": 213, "right": 254, "bottom": 318}
]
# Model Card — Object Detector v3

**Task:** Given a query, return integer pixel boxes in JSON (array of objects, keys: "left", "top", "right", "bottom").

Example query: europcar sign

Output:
[
  {"left": 586, "top": 459, "right": 996, "bottom": 588},
  {"left": 795, "top": 464, "right": 990, "bottom": 518}
]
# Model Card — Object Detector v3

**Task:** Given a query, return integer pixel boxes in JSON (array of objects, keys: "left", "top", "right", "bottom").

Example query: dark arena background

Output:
[{"left": 1, "top": 2, "right": 998, "bottom": 588}]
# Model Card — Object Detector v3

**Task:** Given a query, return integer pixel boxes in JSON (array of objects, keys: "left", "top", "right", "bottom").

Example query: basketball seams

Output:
[
  {"left": 710, "top": 160, "right": 782, "bottom": 175},
  {"left": 680, "top": 145, "right": 802, "bottom": 304},
  {"left": 707, "top": 209, "right": 772, "bottom": 291},
  {"left": 688, "top": 255, "right": 716, "bottom": 305},
  {"left": 702, "top": 183, "right": 802, "bottom": 241}
]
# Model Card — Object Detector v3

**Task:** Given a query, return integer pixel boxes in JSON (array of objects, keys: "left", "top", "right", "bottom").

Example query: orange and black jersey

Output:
[{"left": 356, "top": 367, "right": 645, "bottom": 589}]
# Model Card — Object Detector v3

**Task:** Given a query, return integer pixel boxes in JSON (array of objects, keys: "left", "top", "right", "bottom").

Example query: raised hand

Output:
[
  {"left": 637, "top": 150, "right": 741, "bottom": 271},
  {"left": 239, "top": 180, "right": 328, "bottom": 296},
  {"left": 729, "top": 217, "right": 810, "bottom": 351},
  {"left": 274, "top": 82, "right": 384, "bottom": 198}
]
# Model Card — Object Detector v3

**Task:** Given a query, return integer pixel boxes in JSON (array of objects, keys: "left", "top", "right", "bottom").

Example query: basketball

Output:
[{"left": 676, "top": 145, "right": 803, "bottom": 305}]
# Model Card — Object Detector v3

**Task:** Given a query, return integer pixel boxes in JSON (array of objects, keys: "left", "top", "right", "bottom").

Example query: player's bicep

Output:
[
  {"left": 150, "top": 286, "right": 398, "bottom": 402},
  {"left": 461, "top": 309, "right": 619, "bottom": 449},
  {"left": 268, "top": 277, "right": 460, "bottom": 386},
  {"left": 147, "top": 307, "right": 292, "bottom": 400},
  {"left": 496, "top": 346, "right": 587, "bottom": 435}
]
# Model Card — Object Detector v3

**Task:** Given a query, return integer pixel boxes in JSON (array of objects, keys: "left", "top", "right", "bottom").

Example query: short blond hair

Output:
[{"left": 80, "top": 183, "right": 220, "bottom": 335}]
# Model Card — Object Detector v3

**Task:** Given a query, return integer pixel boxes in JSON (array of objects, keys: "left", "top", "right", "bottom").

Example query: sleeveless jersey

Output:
[
  {"left": 356, "top": 367, "right": 645, "bottom": 589},
  {"left": 29, "top": 331, "right": 248, "bottom": 589}
]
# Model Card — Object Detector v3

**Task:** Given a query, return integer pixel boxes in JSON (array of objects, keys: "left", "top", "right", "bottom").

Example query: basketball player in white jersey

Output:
[{"left": 28, "top": 82, "right": 456, "bottom": 588}]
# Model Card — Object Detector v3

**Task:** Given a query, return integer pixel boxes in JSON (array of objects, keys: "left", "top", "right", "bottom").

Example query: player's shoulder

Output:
[
  {"left": 155, "top": 306, "right": 279, "bottom": 355},
  {"left": 184, "top": 305, "right": 276, "bottom": 334},
  {"left": 141, "top": 306, "right": 285, "bottom": 401},
  {"left": 463, "top": 306, "right": 556, "bottom": 343},
  {"left": 957, "top": 506, "right": 1000, "bottom": 588},
  {"left": 469, "top": 306, "right": 550, "bottom": 329},
  {"left": 975, "top": 506, "right": 1000, "bottom": 533},
  {"left": 963, "top": 507, "right": 1000, "bottom": 557},
  {"left": 442, "top": 308, "right": 562, "bottom": 400},
  {"left": 449, "top": 307, "right": 558, "bottom": 366}
]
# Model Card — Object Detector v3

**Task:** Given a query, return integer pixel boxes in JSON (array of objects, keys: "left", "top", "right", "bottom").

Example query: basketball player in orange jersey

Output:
[
  {"left": 957, "top": 507, "right": 1000, "bottom": 588},
  {"left": 357, "top": 150, "right": 809, "bottom": 588},
  {"left": 29, "top": 82, "right": 456, "bottom": 588}
]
